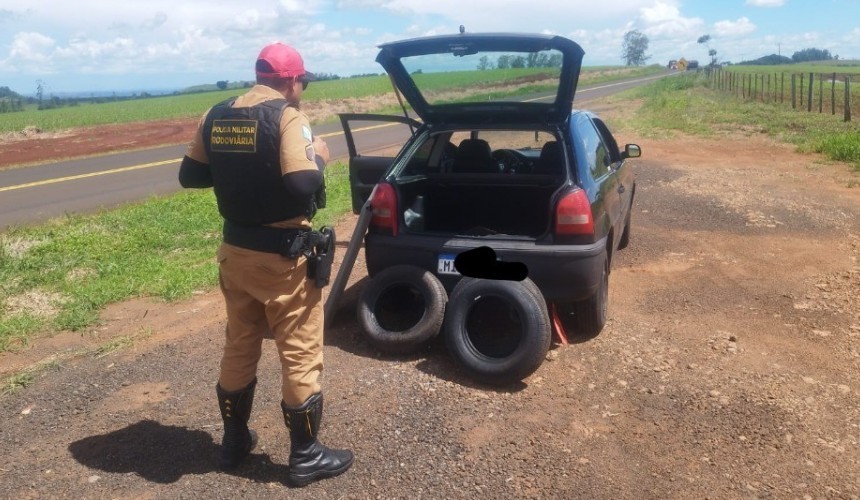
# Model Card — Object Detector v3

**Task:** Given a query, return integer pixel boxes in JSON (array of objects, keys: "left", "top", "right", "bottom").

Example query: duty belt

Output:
[{"left": 222, "top": 220, "right": 310, "bottom": 258}]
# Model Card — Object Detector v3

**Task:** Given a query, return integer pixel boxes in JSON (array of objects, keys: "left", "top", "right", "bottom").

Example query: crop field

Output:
[
  {"left": 0, "top": 65, "right": 665, "bottom": 134},
  {"left": 726, "top": 61, "right": 860, "bottom": 75}
]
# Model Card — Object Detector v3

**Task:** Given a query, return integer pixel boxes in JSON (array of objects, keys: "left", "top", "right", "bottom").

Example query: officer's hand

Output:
[{"left": 312, "top": 136, "right": 330, "bottom": 165}]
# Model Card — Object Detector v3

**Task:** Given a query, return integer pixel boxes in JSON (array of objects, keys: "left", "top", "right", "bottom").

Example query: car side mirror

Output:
[{"left": 622, "top": 144, "right": 641, "bottom": 159}]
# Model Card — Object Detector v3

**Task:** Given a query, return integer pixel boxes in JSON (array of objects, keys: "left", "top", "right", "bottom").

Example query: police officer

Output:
[{"left": 178, "top": 42, "right": 353, "bottom": 487}]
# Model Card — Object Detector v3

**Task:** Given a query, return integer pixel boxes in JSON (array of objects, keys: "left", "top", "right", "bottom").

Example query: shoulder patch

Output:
[
  {"left": 305, "top": 144, "right": 316, "bottom": 161},
  {"left": 301, "top": 125, "right": 313, "bottom": 143}
]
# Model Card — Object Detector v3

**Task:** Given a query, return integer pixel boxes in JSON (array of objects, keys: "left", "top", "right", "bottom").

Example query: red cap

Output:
[{"left": 255, "top": 42, "right": 314, "bottom": 80}]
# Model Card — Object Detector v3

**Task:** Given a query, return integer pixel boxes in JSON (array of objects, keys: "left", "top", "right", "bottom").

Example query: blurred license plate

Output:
[{"left": 437, "top": 253, "right": 459, "bottom": 275}]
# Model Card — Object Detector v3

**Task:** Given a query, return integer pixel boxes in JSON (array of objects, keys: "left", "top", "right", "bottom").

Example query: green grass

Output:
[
  {"left": 0, "top": 162, "right": 351, "bottom": 352},
  {"left": 0, "top": 66, "right": 666, "bottom": 134},
  {"left": 625, "top": 73, "right": 860, "bottom": 171},
  {"left": 3, "top": 371, "right": 34, "bottom": 395},
  {"left": 1, "top": 358, "right": 59, "bottom": 395}
]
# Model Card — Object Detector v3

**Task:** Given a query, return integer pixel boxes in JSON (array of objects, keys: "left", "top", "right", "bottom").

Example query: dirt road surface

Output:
[{"left": 1, "top": 102, "right": 859, "bottom": 499}]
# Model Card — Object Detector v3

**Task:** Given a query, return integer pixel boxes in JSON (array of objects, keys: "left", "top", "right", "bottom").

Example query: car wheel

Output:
[
  {"left": 566, "top": 257, "right": 609, "bottom": 338},
  {"left": 618, "top": 208, "right": 631, "bottom": 250},
  {"left": 357, "top": 265, "right": 447, "bottom": 354},
  {"left": 443, "top": 277, "right": 551, "bottom": 385}
]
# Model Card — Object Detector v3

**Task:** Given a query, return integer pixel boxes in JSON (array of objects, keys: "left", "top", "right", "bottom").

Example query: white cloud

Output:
[
  {"left": 637, "top": 1, "right": 704, "bottom": 38},
  {"left": 714, "top": 17, "right": 756, "bottom": 37},
  {"left": 353, "top": 27, "right": 374, "bottom": 36},
  {"left": 746, "top": 0, "right": 785, "bottom": 6},
  {"left": 355, "top": 0, "right": 657, "bottom": 30},
  {"left": 8, "top": 32, "right": 56, "bottom": 64}
]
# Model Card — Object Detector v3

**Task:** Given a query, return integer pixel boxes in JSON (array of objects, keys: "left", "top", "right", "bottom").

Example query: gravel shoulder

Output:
[{"left": 1, "top": 102, "right": 859, "bottom": 499}]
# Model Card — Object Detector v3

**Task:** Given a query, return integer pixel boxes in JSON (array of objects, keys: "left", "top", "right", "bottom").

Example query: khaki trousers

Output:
[{"left": 215, "top": 242, "right": 323, "bottom": 406}]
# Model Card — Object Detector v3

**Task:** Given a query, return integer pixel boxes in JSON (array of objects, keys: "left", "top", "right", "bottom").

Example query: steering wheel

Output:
[{"left": 491, "top": 149, "right": 529, "bottom": 174}]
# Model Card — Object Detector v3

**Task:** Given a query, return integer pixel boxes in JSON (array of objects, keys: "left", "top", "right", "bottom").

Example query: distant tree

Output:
[
  {"left": 36, "top": 80, "right": 44, "bottom": 109},
  {"left": 216, "top": 80, "right": 228, "bottom": 90},
  {"left": 313, "top": 72, "right": 341, "bottom": 81},
  {"left": 739, "top": 54, "right": 792, "bottom": 66},
  {"left": 0, "top": 86, "right": 20, "bottom": 99},
  {"left": 497, "top": 55, "right": 512, "bottom": 69},
  {"left": 697, "top": 34, "right": 719, "bottom": 66},
  {"left": 792, "top": 48, "right": 833, "bottom": 63},
  {"left": 477, "top": 56, "right": 493, "bottom": 71},
  {"left": 622, "top": 30, "right": 650, "bottom": 66},
  {"left": 526, "top": 52, "right": 553, "bottom": 68},
  {"left": 510, "top": 56, "right": 526, "bottom": 68}
]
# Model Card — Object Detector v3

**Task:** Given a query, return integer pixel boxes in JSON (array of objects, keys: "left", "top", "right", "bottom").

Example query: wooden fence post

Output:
[
  {"left": 808, "top": 72, "right": 814, "bottom": 112},
  {"left": 846, "top": 76, "right": 852, "bottom": 122},
  {"left": 800, "top": 73, "right": 804, "bottom": 108},
  {"left": 818, "top": 73, "right": 823, "bottom": 113},
  {"left": 791, "top": 73, "right": 803, "bottom": 108},
  {"left": 754, "top": 73, "right": 758, "bottom": 101},
  {"left": 792, "top": 74, "right": 796, "bottom": 109},
  {"left": 781, "top": 73, "right": 785, "bottom": 104},
  {"left": 766, "top": 74, "right": 771, "bottom": 103},
  {"left": 832, "top": 73, "right": 837, "bottom": 115}
]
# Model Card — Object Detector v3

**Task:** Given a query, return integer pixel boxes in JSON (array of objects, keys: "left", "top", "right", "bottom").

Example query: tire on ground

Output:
[
  {"left": 557, "top": 255, "right": 609, "bottom": 339},
  {"left": 357, "top": 265, "right": 447, "bottom": 354},
  {"left": 443, "top": 277, "right": 551, "bottom": 385}
]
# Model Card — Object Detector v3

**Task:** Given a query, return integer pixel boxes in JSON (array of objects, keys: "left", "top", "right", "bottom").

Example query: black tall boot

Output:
[
  {"left": 216, "top": 378, "right": 258, "bottom": 470},
  {"left": 281, "top": 392, "right": 354, "bottom": 487}
]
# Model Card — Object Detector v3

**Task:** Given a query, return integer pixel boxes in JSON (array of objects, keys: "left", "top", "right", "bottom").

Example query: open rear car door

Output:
[{"left": 338, "top": 113, "right": 422, "bottom": 214}]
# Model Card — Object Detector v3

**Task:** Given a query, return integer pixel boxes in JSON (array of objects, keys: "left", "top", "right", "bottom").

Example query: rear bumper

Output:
[{"left": 364, "top": 233, "right": 606, "bottom": 302}]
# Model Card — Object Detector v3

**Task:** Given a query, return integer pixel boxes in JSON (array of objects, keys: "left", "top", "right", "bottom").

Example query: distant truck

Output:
[
  {"left": 667, "top": 60, "right": 678, "bottom": 70},
  {"left": 677, "top": 57, "right": 699, "bottom": 71}
]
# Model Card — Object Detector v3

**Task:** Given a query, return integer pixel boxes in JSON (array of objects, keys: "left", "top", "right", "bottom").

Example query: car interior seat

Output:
[
  {"left": 532, "top": 141, "right": 564, "bottom": 176},
  {"left": 452, "top": 138, "right": 498, "bottom": 173}
]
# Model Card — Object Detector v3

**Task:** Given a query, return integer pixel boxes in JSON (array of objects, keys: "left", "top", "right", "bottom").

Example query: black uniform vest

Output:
[{"left": 202, "top": 97, "right": 316, "bottom": 226}]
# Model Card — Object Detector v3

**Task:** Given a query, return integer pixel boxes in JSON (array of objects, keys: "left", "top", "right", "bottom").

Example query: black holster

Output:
[{"left": 304, "top": 226, "right": 335, "bottom": 288}]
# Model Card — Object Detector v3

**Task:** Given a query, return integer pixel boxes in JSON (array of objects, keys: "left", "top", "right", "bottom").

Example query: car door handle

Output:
[{"left": 618, "top": 185, "right": 625, "bottom": 194}]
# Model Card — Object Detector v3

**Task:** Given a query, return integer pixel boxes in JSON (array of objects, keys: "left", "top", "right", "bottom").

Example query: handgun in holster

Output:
[{"left": 305, "top": 226, "right": 335, "bottom": 288}]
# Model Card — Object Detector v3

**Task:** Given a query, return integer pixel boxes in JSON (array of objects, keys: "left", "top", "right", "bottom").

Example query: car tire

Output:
[
  {"left": 357, "top": 265, "right": 447, "bottom": 354},
  {"left": 566, "top": 256, "right": 609, "bottom": 338},
  {"left": 618, "top": 208, "right": 632, "bottom": 250},
  {"left": 443, "top": 277, "right": 551, "bottom": 385}
]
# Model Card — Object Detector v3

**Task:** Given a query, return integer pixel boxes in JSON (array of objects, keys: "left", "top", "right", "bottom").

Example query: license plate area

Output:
[{"left": 437, "top": 253, "right": 460, "bottom": 275}]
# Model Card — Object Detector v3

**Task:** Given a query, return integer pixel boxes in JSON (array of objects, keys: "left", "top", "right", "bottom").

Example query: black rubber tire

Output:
[
  {"left": 617, "top": 208, "right": 632, "bottom": 250},
  {"left": 443, "top": 277, "right": 551, "bottom": 385},
  {"left": 568, "top": 257, "right": 609, "bottom": 338},
  {"left": 357, "top": 265, "right": 447, "bottom": 354}
]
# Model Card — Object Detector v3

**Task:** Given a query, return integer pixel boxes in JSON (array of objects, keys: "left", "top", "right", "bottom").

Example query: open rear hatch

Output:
[{"left": 376, "top": 32, "right": 585, "bottom": 126}]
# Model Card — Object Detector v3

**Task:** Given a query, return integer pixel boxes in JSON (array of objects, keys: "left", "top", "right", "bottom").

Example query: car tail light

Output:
[
  {"left": 369, "top": 182, "right": 398, "bottom": 236},
  {"left": 555, "top": 188, "right": 594, "bottom": 236}
]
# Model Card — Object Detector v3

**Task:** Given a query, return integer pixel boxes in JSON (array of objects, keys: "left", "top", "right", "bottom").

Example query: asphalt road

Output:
[{"left": 0, "top": 73, "right": 670, "bottom": 230}]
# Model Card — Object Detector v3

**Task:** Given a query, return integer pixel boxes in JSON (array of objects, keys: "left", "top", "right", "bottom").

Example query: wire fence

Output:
[{"left": 706, "top": 67, "right": 857, "bottom": 122}]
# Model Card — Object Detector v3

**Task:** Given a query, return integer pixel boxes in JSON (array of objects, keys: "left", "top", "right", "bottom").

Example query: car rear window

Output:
[{"left": 396, "top": 129, "right": 560, "bottom": 178}]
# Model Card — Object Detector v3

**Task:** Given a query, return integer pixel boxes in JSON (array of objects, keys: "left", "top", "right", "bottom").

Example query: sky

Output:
[{"left": 1, "top": 0, "right": 858, "bottom": 95}]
